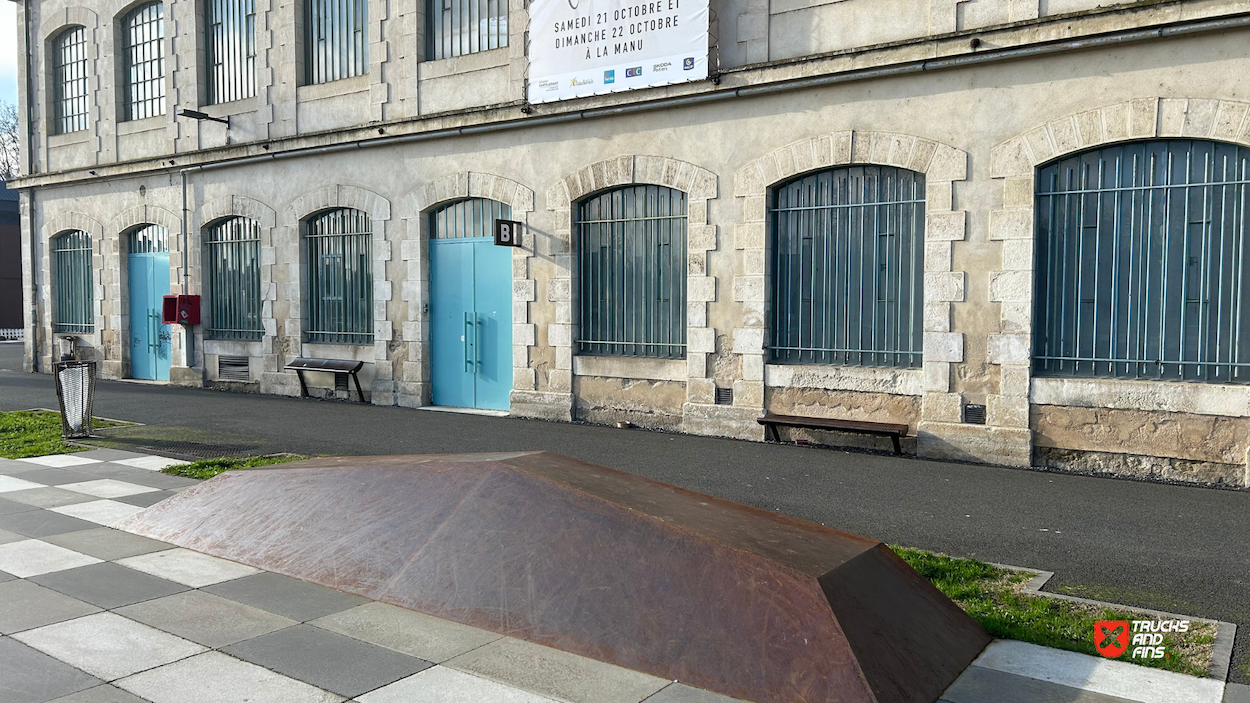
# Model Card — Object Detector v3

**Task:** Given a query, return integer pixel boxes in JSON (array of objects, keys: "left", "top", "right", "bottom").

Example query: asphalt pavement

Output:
[{"left": 2, "top": 342, "right": 1247, "bottom": 684}]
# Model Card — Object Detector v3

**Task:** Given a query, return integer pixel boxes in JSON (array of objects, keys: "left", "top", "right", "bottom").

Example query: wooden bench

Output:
[
  {"left": 284, "top": 358, "right": 365, "bottom": 402},
  {"left": 757, "top": 413, "right": 909, "bottom": 455}
]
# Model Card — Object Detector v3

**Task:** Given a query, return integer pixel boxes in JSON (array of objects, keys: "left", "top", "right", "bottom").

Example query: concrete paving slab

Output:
[
  {"left": 0, "top": 568, "right": 12, "bottom": 583},
  {"left": 46, "top": 684, "right": 151, "bottom": 703},
  {"left": 310, "top": 602, "right": 502, "bottom": 663},
  {"left": 0, "top": 579, "right": 102, "bottom": 634},
  {"left": 0, "top": 458, "right": 41, "bottom": 475},
  {"left": 643, "top": 683, "right": 749, "bottom": 703},
  {"left": 116, "top": 651, "right": 344, "bottom": 703},
  {"left": 0, "top": 635, "right": 104, "bottom": 703},
  {"left": 9, "top": 468, "right": 96, "bottom": 486},
  {"left": 43, "top": 528, "right": 172, "bottom": 561},
  {"left": 221, "top": 624, "right": 431, "bottom": 698},
  {"left": 0, "top": 539, "right": 102, "bottom": 577},
  {"left": 4, "top": 487, "right": 100, "bottom": 509},
  {"left": 30, "top": 562, "right": 189, "bottom": 609},
  {"left": 113, "top": 491, "right": 177, "bottom": 508},
  {"left": 0, "top": 509, "right": 101, "bottom": 538},
  {"left": 85, "top": 467, "right": 198, "bottom": 490},
  {"left": 50, "top": 500, "right": 145, "bottom": 527},
  {"left": 111, "top": 457, "right": 189, "bottom": 471},
  {"left": 0, "top": 527, "right": 23, "bottom": 544},
  {"left": 70, "top": 449, "right": 152, "bottom": 462},
  {"left": 0, "top": 495, "right": 39, "bottom": 515},
  {"left": 0, "top": 475, "right": 48, "bottom": 492},
  {"left": 358, "top": 666, "right": 557, "bottom": 703},
  {"left": 1226, "top": 683, "right": 1250, "bottom": 703},
  {"left": 18, "top": 455, "right": 102, "bottom": 468},
  {"left": 117, "top": 548, "right": 260, "bottom": 588},
  {"left": 204, "top": 572, "right": 370, "bottom": 622},
  {"left": 59, "top": 480, "right": 161, "bottom": 499},
  {"left": 974, "top": 640, "right": 1226, "bottom": 703},
  {"left": 116, "top": 590, "right": 297, "bottom": 648},
  {"left": 444, "top": 637, "right": 670, "bottom": 703},
  {"left": 13, "top": 612, "right": 207, "bottom": 681},
  {"left": 941, "top": 665, "right": 1139, "bottom": 703}
]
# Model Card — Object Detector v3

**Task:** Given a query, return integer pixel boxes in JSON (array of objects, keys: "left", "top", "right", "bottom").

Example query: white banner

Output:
[{"left": 528, "top": 0, "right": 709, "bottom": 103}]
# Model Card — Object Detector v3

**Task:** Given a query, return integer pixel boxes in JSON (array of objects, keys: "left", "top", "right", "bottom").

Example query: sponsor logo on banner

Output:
[
  {"left": 1094, "top": 619, "right": 1190, "bottom": 660},
  {"left": 1094, "top": 621, "right": 1128, "bottom": 659},
  {"left": 570, "top": 76, "right": 593, "bottom": 87},
  {"left": 683, "top": 57, "right": 695, "bottom": 70},
  {"left": 604, "top": 70, "right": 615, "bottom": 84},
  {"left": 653, "top": 61, "right": 671, "bottom": 73},
  {"left": 626, "top": 67, "right": 642, "bottom": 77}
]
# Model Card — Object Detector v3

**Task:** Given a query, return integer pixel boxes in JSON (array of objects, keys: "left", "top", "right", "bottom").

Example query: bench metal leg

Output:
[
  {"left": 294, "top": 369, "right": 309, "bottom": 398},
  {"left": 350, "top": 372, "right": 365, "bottom": 403},
  {"left": 763, "top": 423, "right": 780, "bottom": 442},
  {"left": 891, "top": 435, "right": 902, "bottom": 455}
]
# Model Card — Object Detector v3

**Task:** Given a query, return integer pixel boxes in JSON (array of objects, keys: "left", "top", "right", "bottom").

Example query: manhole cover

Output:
[{"left": 137, "top": 442, "right": 254, "bottom": 460}]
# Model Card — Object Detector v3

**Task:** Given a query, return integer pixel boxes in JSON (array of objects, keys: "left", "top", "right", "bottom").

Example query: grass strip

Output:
[
  {"left": 0, "top": 410, "right": 124, "bottom": 459},
  {"left": 891, "top": 545, "right": 1214, "bottom": 677},
  {"left": 160, "top": 454, "right": 306, "bottom": 480}
]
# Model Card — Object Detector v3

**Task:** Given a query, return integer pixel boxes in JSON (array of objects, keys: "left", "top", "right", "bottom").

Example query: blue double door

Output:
[
  {"left": 429, "top": 238, "right": 512, "bottom": 410},
  {"left": 128, "top": 226, "right": 171, "bottom": 381}
]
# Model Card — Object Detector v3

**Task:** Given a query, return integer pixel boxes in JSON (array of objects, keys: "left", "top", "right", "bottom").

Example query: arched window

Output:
[
  {"left": 426, "top": 0, "right": 508, "bottom": 60},
  {"left": 1035, "top": 140, "right": 1250, "bottom": 383},
  {"left": 121, "top": 2, "right": 165, "bottom": 121},
  {"left": 305, "top": 208, "right": 372, "bottom": 344},
  {"left": 429, "top": 197, "right": 511, "bottom": 239},
  {"left": 52, "top": 26, "right": 89, "bottom": 135},
  {"left": 304, "top": 0, "right": 368, "bottom": 85},
  {"left": 576, "top": 185, "right": 686, "bottom": 359},
  {"left": 768, "top": 166, "right": 925, "bottom": 367},
  {"left": 205, "top": 0, "right": 256, "bottom": 104},
  {"left": 52, "top": 231, "right": 94, "bottom": 334},
  {"left": 205, "top": 217, "right": 262, "bottom": 340}
]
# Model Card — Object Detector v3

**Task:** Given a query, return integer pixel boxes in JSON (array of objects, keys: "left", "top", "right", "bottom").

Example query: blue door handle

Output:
[
  {"left": 464, "top": 312, "right": 474, "bottom": 372},
  {"left": 475, "top": 315, "right": 484, "bottom": 370}
]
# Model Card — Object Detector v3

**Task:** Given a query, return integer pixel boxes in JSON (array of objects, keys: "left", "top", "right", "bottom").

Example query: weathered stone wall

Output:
[{"left": 574, "top": 377, "right": 688, "bottom": 431}]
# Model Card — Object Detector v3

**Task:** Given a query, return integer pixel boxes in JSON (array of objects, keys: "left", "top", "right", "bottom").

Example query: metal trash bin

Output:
[{"left": 53, "top": 360, "right": 97, "bottom": 439}]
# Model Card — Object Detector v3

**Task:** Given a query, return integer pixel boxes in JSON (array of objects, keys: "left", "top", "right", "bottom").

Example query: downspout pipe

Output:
[{"left": 23, "top": 0, "right": 39, "bottom": 372}]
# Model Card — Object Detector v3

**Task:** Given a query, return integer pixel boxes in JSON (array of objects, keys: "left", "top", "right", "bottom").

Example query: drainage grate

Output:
[
  {"left": 138, "top": 441, "right": 253, "bottom": 459},
  {"left": 963, "top": 404, "right": 987, "bottom": 425},
  {"left": 218, "top": 355, "right": 251, "bottom": 383},
  {"left": 714, "top": 387, "right": 733, "bottom": 405}
]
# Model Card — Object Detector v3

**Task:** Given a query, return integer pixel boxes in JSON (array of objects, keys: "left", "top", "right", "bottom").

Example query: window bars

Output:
[
  {"left": 429, "top": 198, "right": 512, "bottom": 239},
  {"left": 53, "top": 231, "right": 94, "bottom": 334},
  {"left": 205, "top": 217, "right": 263, "bottom": 341},
  {"left": 426, "top": 0, "right": 508, "bottom": 61},
  {"left": 206, "top": 0, "right": 256, "bottom": 104},
  {"left": 768, "top": 166, "right": 926, "bottom": 368},
  {"left": 577, "top": 185, "right": 687, "bottom": 359},
  {"left": 304, "top": 0, "right": 368, "bottom": 85},
  {"left": 128, "top": 223, "right": 168, "bottom": 253},
  {"left": 52, "top": 26, "right": 89, "bottom": 134},
  {"left": 122, "top": 2, "right": 166, "bottom": 121},
  {"left": 305, "top": 208, "right": 373, "bottom": 344},
  {"left": 1035, "top": 139, "right": 1250, "bottom": 384}
]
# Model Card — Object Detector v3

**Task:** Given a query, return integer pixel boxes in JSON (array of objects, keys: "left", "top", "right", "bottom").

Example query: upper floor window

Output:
[
  {"left": 122, "top": 2, "right": 166, "bottom": 121},
  {"left": 1034, "top": 139, "right": 1250, "bottom": 384},
  {"left": 768, "top": 166, "right": 925, "bottom": 368},
  {"left": 52, "top": 26, "right": 89, "bottom": 135},
  {"left": 305, "top": 208, "right": 373, "bottom": 344},
  {"left": 576, "top": 185, "right": 687, "bottom": 359},
  {"left": 304, "top": 0, "right": 368, "bottom": 85},
  {"left": 206, "top": 0, "right": 257, "bottom": 104},
  {"left": 426, "top": 0, "right": 508, "bottom": 61},
  {"left": 53, "top": 230, "right": 94, "bottom": 334},
  {"left": 205, "top": 217, "right": 263, "bottom": 341}
]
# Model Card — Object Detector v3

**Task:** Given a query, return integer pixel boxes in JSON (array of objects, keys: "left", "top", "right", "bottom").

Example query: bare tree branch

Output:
[{"left": 0, "top": 102, "right": 21, "bottom": 181}]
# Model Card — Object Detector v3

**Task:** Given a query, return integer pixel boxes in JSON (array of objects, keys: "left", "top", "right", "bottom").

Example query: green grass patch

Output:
[
  {"left": 891, "top": 545, "right": 1215, "bottom": 677},
  {"left": 161, "top": 454, "right": 306, "bottom": 480},
  {"left": 0, "top": 411, "right": 125, "bottom": 459}
]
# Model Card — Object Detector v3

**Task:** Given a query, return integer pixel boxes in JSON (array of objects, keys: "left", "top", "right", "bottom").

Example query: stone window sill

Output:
[
  {"left": 419, "top": 47, "right": 510, "bottom": 80},
  {"left": 1030, "top": 376, "right": 1250, "bottom": 418},
  {"left": 573, "top": 356, "right": 687, "bottom": 382},
  {"left": 117, "top": 115, "right": 166, "bottom": 136},
  {"left": 298, "top": 74, "right": 370, "bottom": 102},
  {"left": 765, "top": 363, "right": 923, "bottom": 396},
  {"left": 49, "top": 130, "right": 91, "bottom": 147}
]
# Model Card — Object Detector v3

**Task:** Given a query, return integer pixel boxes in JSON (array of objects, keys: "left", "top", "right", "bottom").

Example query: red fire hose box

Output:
[{"left": 161, "top": 295, "right": 201, "bottom": 325}]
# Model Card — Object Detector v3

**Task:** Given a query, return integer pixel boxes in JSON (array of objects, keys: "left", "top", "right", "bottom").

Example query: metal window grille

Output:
[
  {"left": 305, "top": 208, "right": 373, "bottom": 344},
  {"left": 576, "top": 185, "right": 687, "bottom": 359},
  {"left": 128, "top": 223, "right": 168, "bottom": 254},
  {"left": 206, "top": 0, "right": 256, "bottom": 104},
  {"left": 426, "top": 0, "right": 508, "bottom": 61},
  {"left": 53, "top": 230, "right": 94, "bottom": 334},
  {"left": 429, "top": 198, "right": 512, "bottom": 239},
  {"left": 1035, "top": 139, "right": 1250, "bottom": 384},
  {"left": 217, "top": 355, "right": 251, "bottom": 381},
  {"left": 122, "top": 2, "right": 166, "bottom": 121},
  {"left": 52, "top": 26, "right": 89, "bottom": 135},
  {"left": 768, "top": 166, "right": 925, "bottom": 367},
  {"left": 304, "top": 0, "right": 368, "bottom": 85},
  {"left": 205, "top": 217, "right": 262, "bottom": 341}
]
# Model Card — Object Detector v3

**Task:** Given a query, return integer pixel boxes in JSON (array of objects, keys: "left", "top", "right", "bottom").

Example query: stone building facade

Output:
[{"left": 9, "top": 0, "right": 1250, "bottom": 486}]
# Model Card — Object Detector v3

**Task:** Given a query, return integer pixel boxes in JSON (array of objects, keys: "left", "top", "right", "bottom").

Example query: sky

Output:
[{"left": 1, "top": 2, "right": 17, "bottom": 107}]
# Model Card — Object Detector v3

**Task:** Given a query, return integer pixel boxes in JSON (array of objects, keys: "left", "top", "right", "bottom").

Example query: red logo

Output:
[{"left": 1095, "top": 620, "right": 1129, "bottom": 658}]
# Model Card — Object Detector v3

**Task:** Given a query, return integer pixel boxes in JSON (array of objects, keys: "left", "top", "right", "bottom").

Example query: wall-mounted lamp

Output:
[{"left": 178, "top": 109, "right": 229, "bottom": 126}]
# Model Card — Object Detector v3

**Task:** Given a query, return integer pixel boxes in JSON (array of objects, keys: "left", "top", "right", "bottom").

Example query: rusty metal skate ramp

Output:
[{"left": 116, "top": 452, "right": 989, "bottom": 703}]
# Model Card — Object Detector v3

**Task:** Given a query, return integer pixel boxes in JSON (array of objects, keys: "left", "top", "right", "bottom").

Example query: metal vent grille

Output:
[
  {"left": 714, "top": 387, "right": 733, "bottom": 405},
  {"left": 335, "top": 373, "right": 349, "bottom": 392},
  {"left": 963, "top": 404, "right": 986, "bottom": 425},
  {"left": 218, "top": 355, "right": 250, "bottom": 382}
]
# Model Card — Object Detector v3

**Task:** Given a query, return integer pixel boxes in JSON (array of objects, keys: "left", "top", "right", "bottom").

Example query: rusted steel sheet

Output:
[{"left": 117, "top": 452, "right": 989, "bottom": 703}]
